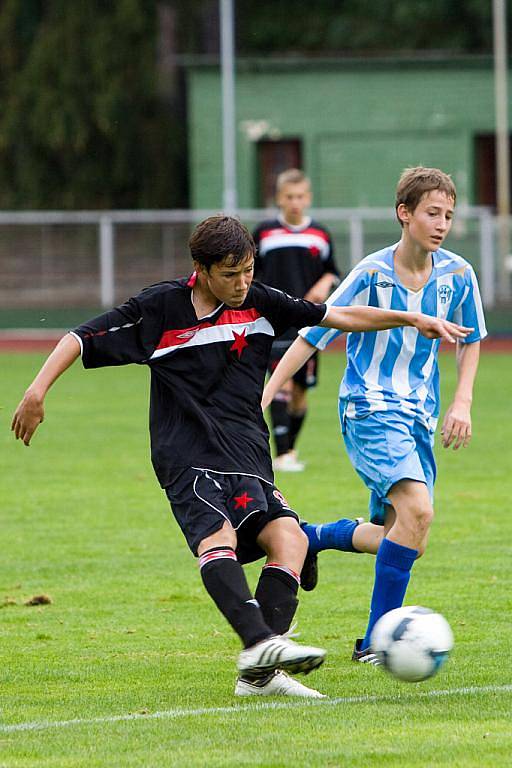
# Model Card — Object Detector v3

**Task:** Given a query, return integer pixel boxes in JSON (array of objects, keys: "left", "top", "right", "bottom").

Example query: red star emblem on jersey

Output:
[
  {"left": 230, "top": 328, "right": 249, "bottom": 358},
  {"left": 233, "top": 492, "right": 254, "bottom": 510}
]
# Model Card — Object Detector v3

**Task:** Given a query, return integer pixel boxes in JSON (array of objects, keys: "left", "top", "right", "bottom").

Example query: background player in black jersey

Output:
[
  {"left": 12, "top": 215, "right": 471, "bottom": 699},
  {"left": 253, "top": 169, "right": 339, "bottom": 472}
]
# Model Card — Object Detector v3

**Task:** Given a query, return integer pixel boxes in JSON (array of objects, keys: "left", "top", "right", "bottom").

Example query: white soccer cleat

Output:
[
  {"left": 273, "top": 450, "right": 305, "bottom": 473},
  {"left": 237, "top": 635, "right": 326, "bottom": 677},
  {"left": 235, "top": 670, "right": 326, "bottom": 698}
]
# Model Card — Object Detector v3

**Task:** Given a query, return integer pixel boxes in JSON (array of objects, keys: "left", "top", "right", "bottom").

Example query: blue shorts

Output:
[{"left": 340, "top": 407, "right": 436, "bottom": 525}]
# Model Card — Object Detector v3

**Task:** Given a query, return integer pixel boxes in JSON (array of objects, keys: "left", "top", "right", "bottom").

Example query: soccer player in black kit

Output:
[
  {"left": 254, "top": 169, "right": 339, "bottom": 472},
  {"left": 12, "top": 215, "right": 471, "bottom": 698}
]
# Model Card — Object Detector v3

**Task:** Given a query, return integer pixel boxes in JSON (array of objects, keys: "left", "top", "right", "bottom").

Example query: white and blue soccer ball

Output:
[{"left": 370, "top": 605, "right": 454, "bottom": 682}]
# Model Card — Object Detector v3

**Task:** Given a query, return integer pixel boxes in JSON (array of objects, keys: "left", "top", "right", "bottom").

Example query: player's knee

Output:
[
  {"left": 418, "top": 504, "right": 434, "bottom": 530},
  {"left": 294, "top": 525, "right": 309, "bottom": 557},
  {"left": 197, "top": 523, "right": 237, "bottom": 554},
  {"left": 410, "top": 502, "right": 433, "bottom": 538},
  {"left": 281, "top": 522, "right": 308, "bottom": 560}
]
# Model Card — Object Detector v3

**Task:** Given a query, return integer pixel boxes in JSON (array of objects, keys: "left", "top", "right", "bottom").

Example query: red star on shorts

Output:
[
  {"left": 230, "top": 328, "right": 249, "bottom": 358},
  {"left": 234, "top": 492, "right": 254, "bottom": 510}
]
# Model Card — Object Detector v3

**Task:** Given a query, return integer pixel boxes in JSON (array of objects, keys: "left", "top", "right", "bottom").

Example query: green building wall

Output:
[{"left": 187, "top": 57, "right": 511, "bottom": 210}]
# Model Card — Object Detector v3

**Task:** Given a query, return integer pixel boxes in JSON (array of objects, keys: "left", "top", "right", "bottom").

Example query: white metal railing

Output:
[{"left": 0, "top": 207, "right": 508, "bottom": 310}]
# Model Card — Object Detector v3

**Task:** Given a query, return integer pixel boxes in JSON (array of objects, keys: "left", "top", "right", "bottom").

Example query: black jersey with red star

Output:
[
  {"left": 253, "top": 217, "right": 338, "bottom": 300},
  {"left": 72, "top": 278, "right": 326, "bottom": 488}
]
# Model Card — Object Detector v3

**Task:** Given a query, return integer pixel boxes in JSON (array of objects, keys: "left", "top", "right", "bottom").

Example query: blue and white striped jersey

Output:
[{"left": 300, "top": 244, "right": 487, "bottom": 431}]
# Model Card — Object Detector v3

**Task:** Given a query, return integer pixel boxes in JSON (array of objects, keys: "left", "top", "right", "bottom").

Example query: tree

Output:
[
  {"left": 0, "top": 0, "right": 508, "bottom": 209},
  {"left": 236, "top": 0, "right": 503, "bottom": 55},
  {"left": 0, "top": 0, "right": 186, "bottom": 208}
]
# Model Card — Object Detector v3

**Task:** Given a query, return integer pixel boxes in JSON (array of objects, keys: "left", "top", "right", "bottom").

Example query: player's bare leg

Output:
[
  {"left": 352, "top": 522, "right": 384, "bottom": 554},
  {"left": 386, "top": 480, "right": 433, "bottom": 556}
]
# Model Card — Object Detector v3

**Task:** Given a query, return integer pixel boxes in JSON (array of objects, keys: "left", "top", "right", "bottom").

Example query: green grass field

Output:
[{"left": 1, "top": 350, "right": 511, "bottom": 767}]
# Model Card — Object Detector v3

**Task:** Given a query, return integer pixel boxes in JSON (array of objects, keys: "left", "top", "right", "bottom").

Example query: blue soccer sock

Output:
[
  {"left": 361, "top": 537, "right": 418, "bottom": 651},
  {"left": 301, "top": 519, "right": 359, "bottom": 554}
]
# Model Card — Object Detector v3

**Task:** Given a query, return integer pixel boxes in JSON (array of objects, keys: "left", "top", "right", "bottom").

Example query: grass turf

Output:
[{"left": 1, "top": 349, "right": 511, "bottom": 767}]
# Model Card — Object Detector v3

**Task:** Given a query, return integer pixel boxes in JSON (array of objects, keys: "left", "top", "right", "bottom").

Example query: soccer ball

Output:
[{"left": 370, "top": 606, "right": 454, "bottom": 682}]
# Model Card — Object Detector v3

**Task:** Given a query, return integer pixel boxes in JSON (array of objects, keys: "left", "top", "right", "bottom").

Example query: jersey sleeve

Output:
[
  {"left": 299, "top": 267, "right": 372, "bottom": 350},
  {"left": 72, "top": 285, "right": 165, "bottom": 368},
  {"left": 452, "top": 266, "right": 487, "bottom": 344},
  {"left": 257, "top": 283, "right": 327, "bottom": 337}
]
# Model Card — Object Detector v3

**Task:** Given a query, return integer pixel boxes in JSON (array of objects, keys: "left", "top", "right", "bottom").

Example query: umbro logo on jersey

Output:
[
  {"left": 375, "top": 280, "right": 395, "bottom": 288},
  {"left": 176, "top": 329, "right": 199, "bottom": 340}
]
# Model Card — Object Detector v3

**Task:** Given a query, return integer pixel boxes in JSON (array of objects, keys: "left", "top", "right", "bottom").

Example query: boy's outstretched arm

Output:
[
  {"left": 441, "top": 340, "right": 480, "bottom": 450},
  {"left": 262, "top": 337, "right": 315, "bottom": 410},
  {"left": 11, "top": 333, "right": 81, "bottom": 446},
  {"left": 321, "top": 305, "right": 472, "bottom": 340},
  {"left": 261, "top": 305, "right": 473, "bottom": 411}
]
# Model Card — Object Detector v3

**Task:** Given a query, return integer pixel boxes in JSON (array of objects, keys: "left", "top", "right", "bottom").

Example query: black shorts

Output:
[
  {"left": 165, "top": 468, "right": 299, "bottom": 564},
  {"left": 268, "top": 346, "right": 319, "bottom": 390}
]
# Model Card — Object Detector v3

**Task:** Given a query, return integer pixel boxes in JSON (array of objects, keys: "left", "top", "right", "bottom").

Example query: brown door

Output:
[
  {"left": 257, "top": 139, "right": 303, "bottom": 207},
  {"left": 475, "top": 133, "right": 512, "bottom": 208}
]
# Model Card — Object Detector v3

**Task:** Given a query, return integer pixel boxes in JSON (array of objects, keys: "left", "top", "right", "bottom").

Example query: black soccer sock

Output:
[
  {"left": 199, "top": 547, "right": 272, "bottom": 649},
  {"left": 270, "top": 398, "right": 291, "bottom": 455},
  {"left": 288, "top": 409, "right": 307, "bottom": 451},
  {"left": 254, "top": 563, "right": 300, "bottom": 636}
]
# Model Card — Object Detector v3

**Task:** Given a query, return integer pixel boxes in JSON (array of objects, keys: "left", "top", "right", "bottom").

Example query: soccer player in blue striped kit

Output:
[{"left": 263, "top": 167, "right": 487, "bottom": 663}]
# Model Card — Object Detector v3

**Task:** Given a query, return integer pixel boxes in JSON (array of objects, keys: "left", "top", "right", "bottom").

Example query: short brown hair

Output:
[
  {"left": 189, "top": 215, "right": 255, "bottom": 270},
  {"left": 395, "top": 167, "right": 456, "bottom": 219},
  {"left": 276, "top": 168, "right": 310, "bottom": 193}
]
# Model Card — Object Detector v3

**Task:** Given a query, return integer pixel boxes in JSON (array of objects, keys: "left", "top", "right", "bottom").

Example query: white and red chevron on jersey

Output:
[
  {"left": 253, "top": 216, "right": 338, "bottom": 308},
  {"left": 73, "top": 279, "right": 326, "bottom": 488},
  {"left": 257, "top": 225, "right": 331, "bottom": 260},
  {"left": 150, "top": 308, "right": 274, "bottom": 360}
]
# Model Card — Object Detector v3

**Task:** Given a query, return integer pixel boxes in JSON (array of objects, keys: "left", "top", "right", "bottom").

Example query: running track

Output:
[{"left": 1, "top": 331, "right": 511, "bottom": 353}]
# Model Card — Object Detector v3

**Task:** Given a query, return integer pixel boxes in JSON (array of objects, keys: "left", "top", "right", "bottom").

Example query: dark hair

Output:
[
  {"left": 189, "top": 215, "right": 256, "bottom": 270},
  {"left": 395, "top": 166, "right": 456, "bottom": 222}
]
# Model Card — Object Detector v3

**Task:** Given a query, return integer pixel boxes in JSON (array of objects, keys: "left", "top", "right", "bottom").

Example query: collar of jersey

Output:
[{"left": 277, "top": 213, "right": 312, "bottom": 232}]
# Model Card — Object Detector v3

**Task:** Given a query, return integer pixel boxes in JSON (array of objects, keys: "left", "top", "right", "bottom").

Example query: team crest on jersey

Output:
[
  {"left": 375, "top": 280, "right": 395, "bottom": 288},
  {"left": 438, "top": 285, "right": 453, "bottom": 304},
  {"left": 273, "top": 489, "right": 290, "bottom": 508}
]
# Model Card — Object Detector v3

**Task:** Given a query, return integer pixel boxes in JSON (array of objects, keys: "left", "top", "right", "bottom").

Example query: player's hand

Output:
[
  {"left": 441, "top": 400, "right": 472, "bottom": 449},
  {"left": 413, "top": 314, "right": 473, "bottom": 343},
  {"left": 11, "top": 390, "right": 45, "bottom": 446}
]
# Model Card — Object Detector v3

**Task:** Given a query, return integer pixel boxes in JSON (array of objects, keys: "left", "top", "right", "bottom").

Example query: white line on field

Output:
[{"left": 1, "top": 683, "right": 511, "bottom": 734}]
